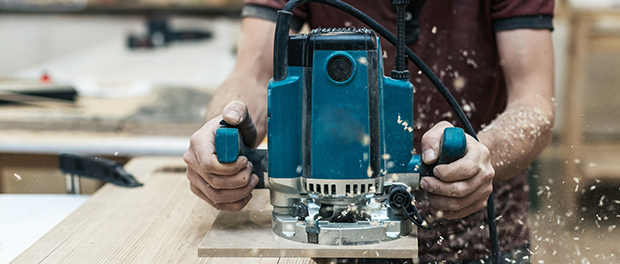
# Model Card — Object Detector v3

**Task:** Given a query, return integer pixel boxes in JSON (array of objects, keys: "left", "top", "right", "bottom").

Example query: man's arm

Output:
[
  {"left": 419, "top": 29, "right": 554, "bottom": 219},
  {"left": 183, "top": 18, "right": 279, "bottom": 211},
  {"left": 205, "top": 17, "right": 278, "bottom": 141},
  {"left": 479, "top": 29, "right": 555, "bottom": 182}
]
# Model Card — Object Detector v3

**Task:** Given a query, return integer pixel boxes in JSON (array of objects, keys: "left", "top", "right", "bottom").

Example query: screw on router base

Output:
[{"left": 295, "top": 202, "right": 309, "bottom": 220}]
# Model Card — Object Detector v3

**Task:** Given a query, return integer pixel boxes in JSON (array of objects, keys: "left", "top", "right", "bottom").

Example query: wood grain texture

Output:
[
  {"left": 11, "top": 157, "right": 277, "bottom": 264},
  {"left": 11, "top": 157, "right": 416, "bottom": 263},
  {"left": 199, "top": 210, "right": 417, "bottom": 259},
  {"left": 0, "top": 86, "right": 208, "bottom": 136}
]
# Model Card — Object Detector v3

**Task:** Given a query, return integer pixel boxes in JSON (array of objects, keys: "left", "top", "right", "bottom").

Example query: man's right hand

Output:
[{"left": 183, "top": 101, "right": 260, "bottom": 211}]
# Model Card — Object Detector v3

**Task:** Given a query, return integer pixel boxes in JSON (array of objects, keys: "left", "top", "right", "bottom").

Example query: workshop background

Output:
[{"left": 0, "top": 0, "right": 619, "bottom": 263}]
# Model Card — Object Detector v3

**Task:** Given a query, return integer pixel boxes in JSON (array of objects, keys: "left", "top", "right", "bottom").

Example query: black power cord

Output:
[{"left": 273, "top": 1, "right": 500, "bottom": 263}]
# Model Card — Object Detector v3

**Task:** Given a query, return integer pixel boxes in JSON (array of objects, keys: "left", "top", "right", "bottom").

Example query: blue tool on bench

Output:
[
  {"left": 214, "top": 1, "right": 499, "bottom": 262},
  {"left": 214, "top": 18, "right": 467, "bottom": 244}
]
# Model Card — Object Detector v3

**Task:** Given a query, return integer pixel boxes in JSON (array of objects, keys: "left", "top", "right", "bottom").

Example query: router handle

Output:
[
  {"left": 419, "top": 127, "right": 467, "bottom": 177},
  {"left": 215, "top": 125, "right": 268, "bottom": 189}
]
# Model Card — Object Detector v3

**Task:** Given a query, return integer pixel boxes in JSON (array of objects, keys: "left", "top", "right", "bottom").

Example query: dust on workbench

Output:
[
  {"left": 121, "top": 86, "right": 212, "bottom": 136},
  {"left": 126, "top": 86, "right": 211, "bottom": 123},
  {"left": 0, "top": 86, "right": 212, "bottom": 136}
]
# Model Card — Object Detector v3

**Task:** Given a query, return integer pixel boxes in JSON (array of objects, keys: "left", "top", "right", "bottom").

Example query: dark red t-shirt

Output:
[{"left": 241, "top": 0, "right": 553, "bottom": 262}]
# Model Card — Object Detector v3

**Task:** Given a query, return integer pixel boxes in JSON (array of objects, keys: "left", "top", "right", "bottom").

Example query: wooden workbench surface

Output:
[
  {"left": 0, "top": 86, "right": 211, "bottom": 137},
  {"left": 10, "top": 157, "right": 312, "bottom": 264}
]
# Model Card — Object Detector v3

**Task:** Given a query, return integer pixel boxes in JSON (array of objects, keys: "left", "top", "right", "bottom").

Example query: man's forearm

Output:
[
  {"left": 478, "top": 102, "right": 554, "bottom": 182},
  {"left": 204, "top": 18, "right": 277, "bottom": 141},
  {"left": 205, "top": 74, "right": 269, "bottom": 140},
  {"left": 483, "top": 29, "right": 555, "bottom": 183},
  {"left": 205, "top": 70, "right": 270, "bottom": 122}
]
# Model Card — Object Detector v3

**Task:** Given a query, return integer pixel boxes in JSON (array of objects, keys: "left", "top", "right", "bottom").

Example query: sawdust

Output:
[
  {"left": 358, "top": 57, "right": 368, "bottom": 66},
  {"left": 453, "top": 76, "right": 466, "bottom": 92},
  {"left": 397, "top": 114, "right": 414, "bottom": 132}
]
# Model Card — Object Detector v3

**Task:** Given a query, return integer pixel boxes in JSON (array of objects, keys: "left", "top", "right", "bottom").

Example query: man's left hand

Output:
[{"left": 420, "top": 121, "right": 495, "bottom": 220}]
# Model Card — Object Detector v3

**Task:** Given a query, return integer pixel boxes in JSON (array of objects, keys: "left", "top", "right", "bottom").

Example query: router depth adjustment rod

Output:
[{"left": 391, "top": 0, "right": 410, "bottom": 80}]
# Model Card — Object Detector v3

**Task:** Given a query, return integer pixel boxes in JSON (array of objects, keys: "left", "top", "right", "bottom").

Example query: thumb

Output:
[
  {"left": 222, "top": 100, "right": 247, "bottom": 125},
  {"left": 421, "top": 121, "right": 453, "bottom": 164},
  {"left": 222, "top": 101, "right": 258, "bottom": 148}
]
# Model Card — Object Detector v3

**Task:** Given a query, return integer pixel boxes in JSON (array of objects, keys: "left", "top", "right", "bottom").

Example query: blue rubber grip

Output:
[
  {"left": 215, "top": 127, "right": 240, "bottom": 163},
  {"left": 438, "top": 127, "right": 467, "bottom": 164}
]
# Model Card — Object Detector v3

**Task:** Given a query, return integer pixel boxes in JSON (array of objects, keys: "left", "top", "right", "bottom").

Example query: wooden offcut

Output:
[{"left": 198, "top": 210, "right": 418, "bottom": 259}]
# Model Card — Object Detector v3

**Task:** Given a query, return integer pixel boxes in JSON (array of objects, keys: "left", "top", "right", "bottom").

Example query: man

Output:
[{"left": 184, "top": 0, "right": 555, "bottom": 263}]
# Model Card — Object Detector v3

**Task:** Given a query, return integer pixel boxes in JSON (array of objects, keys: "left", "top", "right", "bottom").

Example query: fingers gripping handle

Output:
[
  {"left": 420, "top": 127, "right": 467, "bottom": 177},
  {"left": 215, "top": 122, "right": 269, "bottom": 189}
]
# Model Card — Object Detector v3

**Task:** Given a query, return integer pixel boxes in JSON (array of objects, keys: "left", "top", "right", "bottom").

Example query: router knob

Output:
[
  {"left": 388, "top": 186, "right": 431, "bottom": 229},
  {"left": 327, "top": 55, "right": 353, "bottom": 82},
  {"left": 388, "top": 187, "right": 411, "bottom": 209}
]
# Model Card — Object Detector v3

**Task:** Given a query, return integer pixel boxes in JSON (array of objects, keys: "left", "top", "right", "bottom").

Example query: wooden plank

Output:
[
  {"left": 0, "top": 85, "right": 208, "bottom": 136},
  {"left": 198, "top": 210, "right": 418, "bottom": 259},
  {"left": 11, "top": 157, "right": 417, "bottom": 263},
  {"left": 10, "top": 157, "right": 277, "bottom": 264}
]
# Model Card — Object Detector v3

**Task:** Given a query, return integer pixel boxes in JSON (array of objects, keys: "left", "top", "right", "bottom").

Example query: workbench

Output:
[
  {"left": 0, "top": 193, "right": 90, "bottom": 263},
  {"left": 0, "top": 88, "right": 204, "bottom": 194},
  {"left": 0, "top": 16, "right": 230, "bottom": 193},
  {"left": 10, "top": 157, "right": 417, "bottom": 263},
  {"left": 9, "top": 157, "right": 290, "bottom": 263}
]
